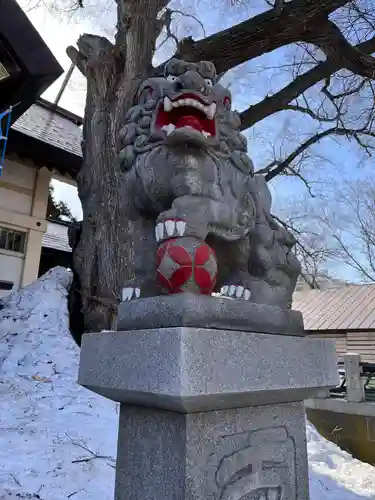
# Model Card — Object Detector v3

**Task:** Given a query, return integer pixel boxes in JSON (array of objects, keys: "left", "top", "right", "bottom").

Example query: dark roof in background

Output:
[
  {"left": 0, "top": 0, "right": 63, "bottom": 123},
  {"left": 7, "top": 99, "right": 83, "bottom": 178},
  {"left": 293, "top": 284, "right": 375, "bottom": 331},
  {"left": 12, "top": 98, "right": 82, "bottom": 157},
  {"left": 42, "top": 220, "right": 72, "bottom": 253}
]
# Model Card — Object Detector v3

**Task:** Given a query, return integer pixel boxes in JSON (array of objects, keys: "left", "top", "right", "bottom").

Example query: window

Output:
[
  {"left": 0, "top": 227, "right": 26, "bottom": 253},
  {"left": 0, "top": 280, "right": 13, "bottom": 291},
  {"left": 0, "top": 39, "right": 20, "bottom": 81},
  {"left": 0, "top": 62, "right": 9, "bottom": 82}
]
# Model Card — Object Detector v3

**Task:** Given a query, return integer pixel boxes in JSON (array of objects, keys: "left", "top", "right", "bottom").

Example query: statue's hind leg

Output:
[{"left": 207, "top": 235, "right": 253, "bottom": 301}]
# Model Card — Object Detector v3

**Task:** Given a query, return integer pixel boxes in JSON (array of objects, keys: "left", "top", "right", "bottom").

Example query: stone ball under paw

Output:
[{"left": 156, "top": 236, "right": 218, "bottom": 295}]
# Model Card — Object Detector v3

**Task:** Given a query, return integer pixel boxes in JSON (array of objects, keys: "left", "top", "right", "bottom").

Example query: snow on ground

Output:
[{"left": 0, "top": 267, "right": 375, "bottom": 499}]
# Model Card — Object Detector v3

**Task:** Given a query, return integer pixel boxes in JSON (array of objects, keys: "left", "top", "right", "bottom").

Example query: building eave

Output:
[{"left": 0, "top": 0, "right": 63, "bottom": 123}]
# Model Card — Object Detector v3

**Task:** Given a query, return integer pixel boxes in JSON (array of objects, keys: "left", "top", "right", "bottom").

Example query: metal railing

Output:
[{"left": 330, "top": 360, "right": 375, "bottom": 402}]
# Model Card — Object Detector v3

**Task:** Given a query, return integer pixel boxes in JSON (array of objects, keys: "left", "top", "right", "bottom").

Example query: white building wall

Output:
[{"left": 0, "top": 157, "right": 50, "bottom": 297}]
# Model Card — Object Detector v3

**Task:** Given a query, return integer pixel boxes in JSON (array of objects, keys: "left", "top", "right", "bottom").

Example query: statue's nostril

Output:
[{"left": 175, "top": 81, "right": 183, "bottom": 91}]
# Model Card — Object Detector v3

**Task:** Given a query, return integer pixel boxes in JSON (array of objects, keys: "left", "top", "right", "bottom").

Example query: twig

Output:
[
  {"left": 10, "top": 473, "right": 21, "bottom": 486},
  {"left": 66, "top": 433, "right": 116, "bottom": 466},
  {"left": 68, "top": 490, "right": 81, "bottom": 498}
]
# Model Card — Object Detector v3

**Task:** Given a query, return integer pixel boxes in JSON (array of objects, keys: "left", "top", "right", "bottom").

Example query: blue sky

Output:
[{"left": 21, "top": 0, "right": 375, "bottom": 282}]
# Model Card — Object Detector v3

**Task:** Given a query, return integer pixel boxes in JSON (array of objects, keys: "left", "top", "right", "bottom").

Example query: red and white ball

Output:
[{"left": 156, "top": 237, "right": 218, "bottom": 295}]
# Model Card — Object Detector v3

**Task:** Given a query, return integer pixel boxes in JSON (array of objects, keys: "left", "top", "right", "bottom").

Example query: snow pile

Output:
[
  {"left": 1, "top": 268, "right": 375, "bottom": 499},
  {"left": 307, "top": 424, "right": 375, "bottom": 499},
  {"left": 0, "top": 268, "right": 117, "bottom": 500}
]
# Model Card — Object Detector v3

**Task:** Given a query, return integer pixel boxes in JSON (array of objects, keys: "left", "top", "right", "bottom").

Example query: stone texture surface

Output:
[
  {"left": 79, "top": 327, "right": 339, "bottom": 412},
  {"left": 344, "top": 353, "right": 365, "bottom": 403},
  {"left": 115, "top": 402, "right": 309, "bottom": 500},
  {"left": 117, "top": 293, "right": 304, "bottom": 335}
]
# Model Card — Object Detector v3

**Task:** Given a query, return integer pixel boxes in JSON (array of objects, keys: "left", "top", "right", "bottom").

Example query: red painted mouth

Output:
[{"left": 156, "top": 93, "right": 216, "bottom": 137}]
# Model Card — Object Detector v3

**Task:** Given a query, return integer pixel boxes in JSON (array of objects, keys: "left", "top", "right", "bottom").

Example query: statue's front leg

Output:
[{"left": 155, "top": 195, "right": 211, "bottom": 242}]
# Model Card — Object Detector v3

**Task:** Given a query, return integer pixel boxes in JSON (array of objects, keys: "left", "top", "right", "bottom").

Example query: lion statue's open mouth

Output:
[{"left": 156, "top": 92, "right": 217, "bottom": 143}]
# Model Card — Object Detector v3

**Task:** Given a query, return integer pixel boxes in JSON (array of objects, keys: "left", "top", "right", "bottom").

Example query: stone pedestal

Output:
[
  {"left": 78, "top": 305, "right": 339, "bottom": 500},
  {"left": 115, "top": 402, "right": 307, "bottom": 500}
]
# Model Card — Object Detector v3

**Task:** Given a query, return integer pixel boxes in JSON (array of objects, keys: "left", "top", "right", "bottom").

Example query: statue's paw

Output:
[
  {"left": 155, "top": 218, "right": 187, "bottom": 242},
  {"left": 121, "top": 287, "right": 141, "bottom": 302},
  {"left": 220, "top": 284, "right": 251, "bottom": 301}
]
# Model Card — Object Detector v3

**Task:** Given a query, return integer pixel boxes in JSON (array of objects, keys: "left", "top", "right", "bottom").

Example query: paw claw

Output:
[
  {"left": 155, "top": 219, "right": 187, "bottom": 242},
  {"left": 165, "top": 220, "right": 175, "bottom": 237},
  {"left": 156, "top": 223, "right": 164, "bottom": 242},
  {"left": 122, "top": 287, "right": 141, "bottom": 302},
  {"left": 220, "top": 285, "right": 251, "bottom": 301},
  {"left": 176, "top": 220, "right": 186, "bottom": 236}
]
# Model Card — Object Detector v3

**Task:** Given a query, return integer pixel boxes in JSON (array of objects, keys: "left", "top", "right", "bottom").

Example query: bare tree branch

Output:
[
  {"left": 305, "top": 18, "right": 375, "bottom": 79},
  {"left": 239, "top": 35, "right": 375, "bottom": 130},
  {"left": 157, "top": 8, "right": 206, "bottom": 51},
  {"left": 285, "top": 166, "right": 316, "bottom": 197},
  {"left": 284, "top": 103, "right": 338, "bottom": 122},
  {"left": 171, "top": 0, "right": 351, "bottom": 74},
  {"left": 257, "top": 125, "right": 375, "bottom": 181}
]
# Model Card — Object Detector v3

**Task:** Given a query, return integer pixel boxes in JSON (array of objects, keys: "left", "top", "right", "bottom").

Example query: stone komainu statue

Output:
[{"left": 69, "top": 58, "right": 300, "bottom": 345}]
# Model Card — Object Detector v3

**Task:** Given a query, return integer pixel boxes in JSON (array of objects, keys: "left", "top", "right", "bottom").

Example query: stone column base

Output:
[
  {"left": 78, "top": 325, "right": 339, "bottom": 500},
  {"left": 115, "top": 401, "right": 309, "bottom": 500}
]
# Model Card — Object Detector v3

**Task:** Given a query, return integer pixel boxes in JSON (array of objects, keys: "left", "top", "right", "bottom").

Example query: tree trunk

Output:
[
  {"left": 72, "top": 69, "right": 134, "bottom": 334},
  {"left": 69, "top": 1, "right": 168, "bottom": 339}
]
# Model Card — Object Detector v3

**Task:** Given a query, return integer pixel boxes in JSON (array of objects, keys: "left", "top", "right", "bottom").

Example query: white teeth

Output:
[
  {"left": 164, "top": 96, "right": 172, "bottom": 112},
  {"left": 161, "top": 123, "right": 176, "bottom": 136},
  {"left": 166, "top": 97, "right": 216, "bottom": 120},
  {"left": 156, "top": 220, "right": 187, "bottom": 241},
  {"left": 165, "top": 220, "right": 175, "bottom": 237},
  {"left": 207, "top": 102, "right": 216, "bottom": 120},
  {"left": 122, "top": 287, "right": 141, "bottom": 302},
  {"left": 176, "top": 220, "right": 186, "bottom": 236},
  {"left": 220, "top": 285, "right": 251, "bottom": 301},
  {"left": 156, "top": 223, "right": 164, "bottom": 242},
  {"left": 122, "top": 287, "right": 133, "bottom": 301}
]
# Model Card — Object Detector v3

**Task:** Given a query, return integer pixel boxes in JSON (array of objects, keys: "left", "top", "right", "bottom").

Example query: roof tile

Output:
[
  {"left": 11, "top": 103, "right": 82, "bottom": 158},
  {"left": 293, "top": 284, "right": 375, "bottom": 331}
]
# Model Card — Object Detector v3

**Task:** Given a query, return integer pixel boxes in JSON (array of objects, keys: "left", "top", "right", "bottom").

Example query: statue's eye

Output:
[
  {"left": 204, "top": 78, "right": 213, "bottom": 87},
  {"left": 166, "top": 75, "right": 179, "bottom": 82}
]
